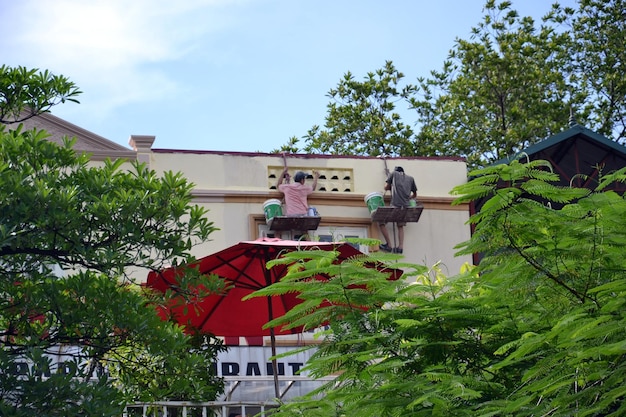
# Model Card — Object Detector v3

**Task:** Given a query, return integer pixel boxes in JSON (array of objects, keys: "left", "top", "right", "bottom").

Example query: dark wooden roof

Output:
[{"left": 494, "top": 123, "right": 626, "bottom": 191}]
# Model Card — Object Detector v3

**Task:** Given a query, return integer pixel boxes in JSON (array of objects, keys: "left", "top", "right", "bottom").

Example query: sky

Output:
[{"left": 1, "top": 0, "right": 577, "bottom": 152}]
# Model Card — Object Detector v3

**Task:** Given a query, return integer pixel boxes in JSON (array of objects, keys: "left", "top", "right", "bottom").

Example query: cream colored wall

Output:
[
  {"left": 145, "top": 151, "right": 473, "bottom": 278},
  {"left": 150, "top": 152, "right": 467, "bottom": 196},
  {"left": 405, "top": 208, "right": 472, "bottom": 275}
]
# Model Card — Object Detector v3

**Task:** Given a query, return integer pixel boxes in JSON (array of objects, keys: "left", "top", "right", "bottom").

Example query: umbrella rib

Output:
[
  {"left": 196, "top": 292, "right": 229, "bottom": 331},
  {"left": 195, "top": 246, "right": 281, "bottom": 332},
  {"left": 213, "top": 248, "right": 267, "bottom": 289}
]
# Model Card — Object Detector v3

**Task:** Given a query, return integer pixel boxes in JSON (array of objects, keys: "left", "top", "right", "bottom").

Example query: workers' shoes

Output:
[
  {"left": 380, "top": 244, "right": 403, "bottom": 254},
  {"left": 379, "top": 243, "right": 393, "bottom": 252}
]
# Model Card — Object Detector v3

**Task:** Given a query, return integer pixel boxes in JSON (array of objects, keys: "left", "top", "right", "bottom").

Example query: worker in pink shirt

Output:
[{"left": 277, "top": 168, "right": 319, "bottom": 216}]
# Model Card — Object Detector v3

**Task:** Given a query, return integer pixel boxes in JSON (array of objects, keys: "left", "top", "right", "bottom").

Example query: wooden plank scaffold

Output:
[
  {"left": 370, "top": 202, "right": 424, "bottom": 223},
  {"left": 267, "top": 216, "right": 321, "bottom": 232}
]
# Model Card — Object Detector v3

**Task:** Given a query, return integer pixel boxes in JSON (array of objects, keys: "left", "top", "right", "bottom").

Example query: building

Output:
[
  {"left": 495, "top": 119, "right": 626, "bottom": 195},
  {"left": 477, "top": 119, "right": 626, "bottom": 215},
  {"left": 18, "top": 113, "right": 473, "bottom": 276}
]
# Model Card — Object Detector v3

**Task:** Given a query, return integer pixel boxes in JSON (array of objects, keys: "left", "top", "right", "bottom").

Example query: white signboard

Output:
[{"left": 215, "top": 346, "right": 316, "bottom": 377}]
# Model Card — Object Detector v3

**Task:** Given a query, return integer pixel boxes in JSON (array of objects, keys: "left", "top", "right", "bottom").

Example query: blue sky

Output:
[{"left": 2, "top": 0, "right": 576, "bottom": 152}]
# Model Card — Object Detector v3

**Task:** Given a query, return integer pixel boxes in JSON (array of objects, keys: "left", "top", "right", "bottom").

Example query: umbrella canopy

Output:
[
  {"left": 146, "top": 237, "right": 401, "bottom": 399},
  {"left": 146, "top": 238, "right": 393, "bottom": 337}
]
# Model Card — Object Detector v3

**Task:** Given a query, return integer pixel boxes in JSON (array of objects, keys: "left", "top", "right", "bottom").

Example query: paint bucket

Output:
[
  {"left": 409, "top": 199, "right": 417, "bottom": 207},
  {"left": 307, "top": 207, "right": 318, "bottom": 216},
  {"left": 364, "top": 192, "right": 384, "bottom": 213},
  {"left": 263, "top": 199, "right": 283, "bottom": 222}
]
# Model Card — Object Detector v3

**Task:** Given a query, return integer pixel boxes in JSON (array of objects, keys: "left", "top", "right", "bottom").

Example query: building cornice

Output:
[{"left": 191, "top": 189, "right": 466, "bottom": 211}]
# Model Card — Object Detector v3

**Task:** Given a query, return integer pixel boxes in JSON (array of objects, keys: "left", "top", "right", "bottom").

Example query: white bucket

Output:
[
  {"left": 364, "top": 192, "right": 384, "bottom": 213},
  {"left": 263, "top": 199, "right": 283, "bottom": 222}
]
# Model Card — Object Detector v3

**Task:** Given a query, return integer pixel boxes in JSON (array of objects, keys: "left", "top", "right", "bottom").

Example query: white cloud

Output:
[{"left": 3, "top": 0, "right": 250, "bottom": 119}]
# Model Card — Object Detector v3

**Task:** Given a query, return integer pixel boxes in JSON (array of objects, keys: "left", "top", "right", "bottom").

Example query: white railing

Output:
[
  {"left": 123, "top": 400, "right": 275, "bottom": 417},
  {"left": 123, "top": 375, "right": 337, "bottom": 416}
]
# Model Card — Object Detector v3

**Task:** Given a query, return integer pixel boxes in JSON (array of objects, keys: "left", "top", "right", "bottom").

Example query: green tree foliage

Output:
[
  {"left": 253, "top": 158, "right": 626, "bottom": 416},
  {"left": 0, "top": 65, "right": 81, "bottom": 123},
  {"left": 279, "top": 1, "right": 626, "bottom": 169},
  {"left": 564, "top": 0, "right": 626, "bottom": 139},
  {"left": 412, "top": 0, "right": 573, "bottom": 168},
  {"left": 274, "top": 61, "right": 417, "bottom": 156},
  {"left": 451, "top": 159, "right": 626, "bottom": 416},
  {"left": 0, "top": 69, "right": 226, "bottom": 415},
  {"left": 253, "top": 251, "right": 518, "bottom": 416}
]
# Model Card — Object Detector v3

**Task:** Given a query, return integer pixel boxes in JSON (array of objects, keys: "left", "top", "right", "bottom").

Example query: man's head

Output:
[
  {"left": 395, "top": 166, "right": 404, "bottom": 173},
  {"left": 294, "top": 171, "right": 307, "bottom": 183}
]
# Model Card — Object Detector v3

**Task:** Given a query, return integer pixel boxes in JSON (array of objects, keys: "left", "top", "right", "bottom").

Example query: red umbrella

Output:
[
  {"left": 146, "top": 238, "right": 376, "bottom": 334},
  {"left": 146, "top": 237, "right": 401, "bottom": 398}
]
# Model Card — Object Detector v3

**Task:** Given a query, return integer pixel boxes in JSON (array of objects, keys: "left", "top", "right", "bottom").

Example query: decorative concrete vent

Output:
[{"left": 268, "top": 166, "right": 354, "bottom": 192}]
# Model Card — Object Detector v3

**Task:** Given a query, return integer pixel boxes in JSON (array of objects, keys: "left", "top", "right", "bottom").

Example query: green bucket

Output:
[
  {"left": 364, "top": 192, "right": 384, "bottom": 213},
  {"left": 263, "top": 199, "right": 283, "bottom": 222}
]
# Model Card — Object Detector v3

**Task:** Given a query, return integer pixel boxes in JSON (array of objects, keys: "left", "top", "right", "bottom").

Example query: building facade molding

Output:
[{"left": 193, "top": 189, "right": 465, "bottom": 211}]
